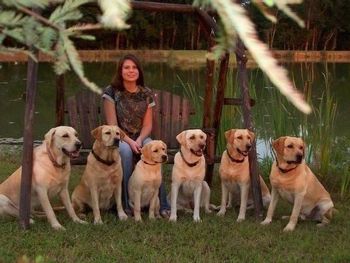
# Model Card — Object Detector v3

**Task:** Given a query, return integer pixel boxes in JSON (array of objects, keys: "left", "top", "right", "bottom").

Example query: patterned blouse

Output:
[{"left": 102, "top": 85, "right": 155, "bottom": 139}]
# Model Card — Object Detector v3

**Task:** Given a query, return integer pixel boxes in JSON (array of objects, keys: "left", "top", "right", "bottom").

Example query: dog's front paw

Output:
[
  {"left": 169, "top": 215, "right": 177, "bottom": 222},
  {"left": 93, "top": 218, "right": 103, "bottom": 225},
  {"left": 260, "top": 218, "right": 272, "bottom": 226},
  {"left": 193, "top": 215, "right": 202, "bottom": 223},
  {"left": 217, "top": 209, "right": 226, "bottom": 217},
  {"left": 236, "top": 216, "right": 245, "bottom": 223},
  {"left": 283, "top": 223, "right": 295, "bottom": 232},
  {"left": 134, "top": 216, "right": 143, "bottom": 222},
  {"left": 118, "top": 212, "right": 128, "bottom": 221},
  {"left": 205, "top": 208, "right": 212, "bottom": 214},
  {"left": 52, "top": 223, "right": 65, "bottom": 231},
  {"left": 75, "top": 218, "right": 88, "bottom": 224}
]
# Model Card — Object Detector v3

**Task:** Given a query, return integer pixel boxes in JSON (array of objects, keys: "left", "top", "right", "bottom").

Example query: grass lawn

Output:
[{"left": 0, "top": 149, "right": 349, "bottom": 262}]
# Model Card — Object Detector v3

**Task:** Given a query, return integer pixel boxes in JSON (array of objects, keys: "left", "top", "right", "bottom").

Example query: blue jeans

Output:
[{"left": 119, "top": 137, "right": 170, "bottom": 212}]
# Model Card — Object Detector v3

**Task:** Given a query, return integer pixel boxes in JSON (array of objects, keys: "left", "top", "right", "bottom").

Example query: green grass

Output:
[{"left": 0, "top": 151, "right": 350, "bottom": 262}]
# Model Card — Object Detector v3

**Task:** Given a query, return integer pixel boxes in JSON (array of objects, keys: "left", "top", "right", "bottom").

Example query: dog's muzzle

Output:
[
  {"left": 113, "top": 138, "right": 120, "bottom": 147},
  {"left": 62, "top": 141, "right": 81, "bottom": 159},
  {"left": 161, "top": 155, "right": 168, "bottom": 162}
]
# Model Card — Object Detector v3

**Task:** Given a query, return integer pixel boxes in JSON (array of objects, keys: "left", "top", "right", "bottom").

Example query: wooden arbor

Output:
[{"left": 20, "top": 1, "right": 264, "bottom": 229}]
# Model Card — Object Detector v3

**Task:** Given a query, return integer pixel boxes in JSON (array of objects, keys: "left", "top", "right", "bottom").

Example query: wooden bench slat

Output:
[{"left": 66, "top": 89, "right": 194, "bottom": 164}]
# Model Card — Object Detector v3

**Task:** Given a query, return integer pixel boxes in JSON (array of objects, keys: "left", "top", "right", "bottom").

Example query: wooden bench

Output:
[{"left": 65, "top": 89, "right": 195, "bottom": 164}]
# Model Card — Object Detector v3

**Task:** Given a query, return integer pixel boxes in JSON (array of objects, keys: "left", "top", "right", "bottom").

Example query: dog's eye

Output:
[
  {"left": 287, "top": 144, "right": 293, "bottom": 148},
  {"left": 105, "top": 132, "right": 111, "bottom": 135},
  {"left": 299, "top": 146, "right": 303, "bottom": 150},
  {"left": 62, "top": 134, "right": 69, "bottom": 138},
  {"left": 153, "top": 149, "right": 159, "bottom": 153},
  {"left": 189, "top": 135, "right": 195, "bottom": 140},
  {"left": 116, "top": 132, "right": 120, "bottom": 136},
  {"left": 237, "top": 136, "right": 243, "bottom": 140},
  {"left": 200, "top": 135, "right": 204, "bottom": 139},
  {"left": 75, "top": 133, "right": 78, "bottom": 137}
]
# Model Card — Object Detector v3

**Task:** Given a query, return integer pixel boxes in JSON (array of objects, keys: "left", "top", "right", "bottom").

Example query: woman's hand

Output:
[{"left": 129, "top": 139, "right": 142, "bottom": 154}]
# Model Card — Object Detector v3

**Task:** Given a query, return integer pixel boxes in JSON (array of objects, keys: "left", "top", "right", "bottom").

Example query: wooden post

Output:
[
  {"left": 19, "top": 51, "right": 39, "bottom": 230},
  {"left": 204, "top": 53, "right": 230, "bottom": 185},
  {"left": 235, "top": 38, "right": 263, "bottom": 218},
  {"left": 55, "top": 74, "right": 65, "bottom": 126}
]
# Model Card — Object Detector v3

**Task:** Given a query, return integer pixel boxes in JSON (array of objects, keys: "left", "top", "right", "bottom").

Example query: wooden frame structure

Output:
[{"left": 20, "top": 1, "right": 263, "bottom": 229}]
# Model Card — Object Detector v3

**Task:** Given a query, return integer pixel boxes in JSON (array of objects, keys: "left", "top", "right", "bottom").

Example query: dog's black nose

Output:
[
  {"left": 296, "top": 154, "right": 303, "bottom": 163},
  {"left": 246, "top": 144, "right": 252, "bottom": 150},
  {"left": 162, "top": 155, "right": 168, "bottom": 162},
  {"left": 114, "top": 138, "right": 120, "bottom": 147},
  {"left": 199, "top": 143, "right": 206, "bottom": 149},
  {"left": 75, "top": 141, "right": 82, "bottom": 149}
]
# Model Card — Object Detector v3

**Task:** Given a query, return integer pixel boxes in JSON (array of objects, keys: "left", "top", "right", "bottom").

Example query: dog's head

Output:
[
  {"left": 91, "top": 125, "right": 125, "bottom": 148},
  {"left": 176, "top": 129, "right": 207, "bottom": 157},
  {"left": 141, "top": 140, "right": 168, "bottom": 164},
  {"left": 272, "top": 136, "right": 305, "bottom": 164},
  {"left": 224, "top": 129, "right": 255, "bottom": 156},
  {"left": 44, "top": 126, "right": 81, "bottom": 159}
]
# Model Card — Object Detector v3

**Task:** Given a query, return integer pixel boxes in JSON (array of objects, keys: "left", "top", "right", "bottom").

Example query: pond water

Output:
[{"left": 0, "top": 61, "right": 349, "bottom": 156}]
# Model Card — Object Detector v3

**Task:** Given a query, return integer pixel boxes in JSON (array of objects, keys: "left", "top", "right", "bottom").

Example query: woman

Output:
[{"left": 102, "top": 54, "right": 171, "bottom": 218}]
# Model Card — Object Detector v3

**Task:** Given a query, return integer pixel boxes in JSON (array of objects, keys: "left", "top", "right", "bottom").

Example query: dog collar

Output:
[
  {"left": 226, "top": 148, "right": 245, "bottom": 163},
  {"left": 180, "top": 150, "right": 200, "bottom": 167},
  {"left": 142, "top": 160, "right": 157, "bottom": 166},
  {"left": 276, "top": 162, "right": 298, "bottom": 174},
  {"left": 46, "top": 143, "right": 66, "bottom": 169},
  {"left": 91, "top": 149, "right": 116, "bottom": 166}
]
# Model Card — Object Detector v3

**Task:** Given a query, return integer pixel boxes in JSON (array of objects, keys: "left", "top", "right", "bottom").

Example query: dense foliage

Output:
[{"left": 73, "top": 0, "right": 350, "bottom": 51}]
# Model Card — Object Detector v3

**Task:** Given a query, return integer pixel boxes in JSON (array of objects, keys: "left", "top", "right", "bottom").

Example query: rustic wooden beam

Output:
[
  {"left": 223, "top": 97, "right": 256, "bottom": 106},
  {"left": 19, "top": 50, "right": 39, "bottom": 230},
  {"left": 55, "top": 74, "right": 65, "bottom": 126},
  {"left": 205, "top": 53, "right": 230, "bottom": 185},
  {"left": 131, "top": 1, "right": 196, "bottom": 13},
  {"left": 235, "top": 38, "right": 263, "bottom": 219}
]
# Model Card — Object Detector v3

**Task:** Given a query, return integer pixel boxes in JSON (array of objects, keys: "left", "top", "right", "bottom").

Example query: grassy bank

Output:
[{"left": 0, "top": 150, "right": 349, "bottom": 262}]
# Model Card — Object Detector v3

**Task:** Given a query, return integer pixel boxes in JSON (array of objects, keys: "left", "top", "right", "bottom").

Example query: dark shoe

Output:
[
  {"left": 160, "top": 209, "right": 171, "bottom": 219},
  {"left": 124, "top": 208, "right": 134, "bottom": 217}
]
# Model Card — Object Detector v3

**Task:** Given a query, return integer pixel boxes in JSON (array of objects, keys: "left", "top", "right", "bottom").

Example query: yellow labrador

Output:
[
  {"left": 0, "top": 126, "right": 86, "bottom": 230},
  {"left": 169, "top": 129, "right": 211, "bottom": 222},
  {"left": 71, "top": 125, "right": 127, "bottom": 224},
  {"left": 217, "top": 129, "right": 271, "bottom": 222},
  {"left": 128, "top": 140, "right": 168, "bottom": 222},
  {"left": 261, "top": 136, "right": 334, "bottom": 232}
]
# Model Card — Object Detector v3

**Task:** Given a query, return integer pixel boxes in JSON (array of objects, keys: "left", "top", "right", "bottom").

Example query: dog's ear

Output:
[
  {"left": 44, "top": 127, "right": 57, "bottom": 147},
  {"left": 272, "top": 137, "right": 287, "bottom": 155},
  {"left": 141, "top": 143, "right": 152, "bottom": 160},
  {"left": 91, "top": 126, "right": 102, "bottom": 140},
  {"left": 224, "top": 129, "right": 236, "bottom": 142},
  {"left": 176, "top": 130, "right": 187, "bottom": 145},
  {"left": 248, "top": 130, "right": 255, "bottom": 143}
]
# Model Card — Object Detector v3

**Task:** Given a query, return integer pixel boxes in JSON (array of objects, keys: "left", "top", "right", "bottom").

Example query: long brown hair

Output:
[{"left": 110, "top": 54, "right": 145, "bottom": 91}]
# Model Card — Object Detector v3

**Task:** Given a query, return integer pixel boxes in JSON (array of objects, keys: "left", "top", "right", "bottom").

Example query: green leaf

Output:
[
  {"left": 263, "top": 0, "right": 275, "bottom": 7},
  {"left": 1, "top": 0, "right": 50, "bottom": 9}
]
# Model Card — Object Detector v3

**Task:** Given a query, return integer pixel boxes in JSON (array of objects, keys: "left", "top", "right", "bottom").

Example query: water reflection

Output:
[{"left": 0, "top": 62, "right": 348, "bottom": 144}]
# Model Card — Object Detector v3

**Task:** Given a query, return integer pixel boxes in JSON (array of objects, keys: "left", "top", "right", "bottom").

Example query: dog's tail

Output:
[
  {"left": 0, "top": 194, "right": 19, "bottom": 216},
  {"left": 32, "top": 205, "right": 66, "bottom": 218}
]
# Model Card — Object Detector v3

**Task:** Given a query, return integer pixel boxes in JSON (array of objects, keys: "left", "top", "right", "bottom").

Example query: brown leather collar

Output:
[
  {"left": 276, "top": 161, "right": 298, "bottom": 174},
  {"left": 180, "top": 149, "right": 200, "bottom": 167},
  {"left": 92, "top": 149, "right": 115, "bottom": 166},
  {"left": 142, "top": 160, "right": 157, "bottom": 166},
  {"left": 46, "top": 143, "right": 66, "bottom": 169},
  {"left": 226, "top": 148, "right": 245, "bottom": 163}
]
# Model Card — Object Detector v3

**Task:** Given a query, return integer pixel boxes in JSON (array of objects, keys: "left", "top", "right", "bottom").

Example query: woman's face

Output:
[{"left": 121, "top": 59, "right": 139, "bottom": 84}]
